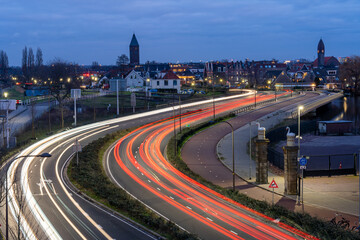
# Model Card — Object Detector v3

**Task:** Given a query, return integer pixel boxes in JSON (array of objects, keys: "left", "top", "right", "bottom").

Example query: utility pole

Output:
[
  {"left": 116, "top": 79, "right": 119, "bottom": 116},
  {"left": 179, "top": 96, "right": 181, "bottom": 133}
]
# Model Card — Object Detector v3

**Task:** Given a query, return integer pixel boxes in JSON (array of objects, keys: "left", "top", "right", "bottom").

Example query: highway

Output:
[
  {"left": 3, "top": 91, "right": 316, "bottom": 239},
  {"left": 104, "top": 92, "right": 317, "bottom": 240}
]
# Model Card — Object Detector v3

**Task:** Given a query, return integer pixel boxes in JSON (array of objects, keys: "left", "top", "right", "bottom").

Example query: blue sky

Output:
[{"left": 1, "top": 0, "right": 360, "bottom": 66}]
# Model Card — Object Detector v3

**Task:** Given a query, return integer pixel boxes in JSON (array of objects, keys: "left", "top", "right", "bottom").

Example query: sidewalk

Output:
[
  {"left": 181, "top": 92, "right": 359, "bottom": 228},
  {"left": 217, "top": 100, "right": 359, "bottom": 222}
]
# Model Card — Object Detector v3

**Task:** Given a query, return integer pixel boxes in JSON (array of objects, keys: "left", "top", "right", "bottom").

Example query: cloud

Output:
[{"left": 0, "top": 0, "right": 360, "bottom": 65}]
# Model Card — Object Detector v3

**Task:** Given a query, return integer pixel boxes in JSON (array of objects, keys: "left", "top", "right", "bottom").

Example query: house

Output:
[
  {"left": 125, "top": 70, "right": 146, "bottom": 88},
  {"left": 151, "top": 70, "right": 181, "bottom": 93}
]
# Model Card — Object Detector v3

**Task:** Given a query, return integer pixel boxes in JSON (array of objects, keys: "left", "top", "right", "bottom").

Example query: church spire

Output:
[
  {"left": 129, "top": 33, "right": 140, "bottom": 65},
  {"left": 317, "top": 38, "right": 325, "bottom": 67}
]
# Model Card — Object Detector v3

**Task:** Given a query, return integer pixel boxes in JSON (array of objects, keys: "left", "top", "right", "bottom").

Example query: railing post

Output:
[
  {"left": 355, "top": 153, "right": 358, "bottom": 176},
  {"left": 328, "top": 155, "right": 331, "bottom": 177}
]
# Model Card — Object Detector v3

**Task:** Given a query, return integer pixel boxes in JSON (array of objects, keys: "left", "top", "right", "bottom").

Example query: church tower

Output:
[
  {"left": 129, "top": 33, "right": 140, "bottom": 65},
  {"left": 317, "top": 39, "right": 325, "bottom": 67}
]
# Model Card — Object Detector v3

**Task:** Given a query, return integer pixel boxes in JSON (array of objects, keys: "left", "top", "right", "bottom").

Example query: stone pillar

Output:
[
  {"left": 283, "top": 130, "right": 299, "bottom": 195},
  {"left": 255, "top": 127, "right": 269, "bottom": 184}
]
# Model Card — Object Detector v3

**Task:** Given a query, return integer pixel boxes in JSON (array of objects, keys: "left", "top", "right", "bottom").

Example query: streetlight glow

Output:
[{"left": 4, "top": 92, "right": 8, "bottom": 98}]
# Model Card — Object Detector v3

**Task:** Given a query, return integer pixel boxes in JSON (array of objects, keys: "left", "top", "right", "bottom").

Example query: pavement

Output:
[{"left": 182, "top": 92, "right": 359, "bottom": 228}]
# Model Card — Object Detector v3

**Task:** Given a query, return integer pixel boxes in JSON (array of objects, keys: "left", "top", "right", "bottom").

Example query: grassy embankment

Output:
[{"left": 67, "top": 128, "right": 198, "bottom": 240}]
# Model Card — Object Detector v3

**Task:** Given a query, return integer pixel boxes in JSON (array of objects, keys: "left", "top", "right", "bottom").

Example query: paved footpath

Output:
[{"left": 182, "top": 92, "right": 359, "bottom": 228}]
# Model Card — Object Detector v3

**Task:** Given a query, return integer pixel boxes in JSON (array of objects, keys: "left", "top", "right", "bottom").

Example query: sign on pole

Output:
[
  {"left": 71, "top": 89, "right": 81, "bottom": 99},
  {"left": 73, "top": 138, "right": 82, "bottom": 166},
  {"left": 269, "top": 178, "right": 278, "bottom": 205},
  {"left": 71, "top": 89, "right": 81, "bottom": 126},
  {"left": 269, "top": 179, "right": 278, "bottom": 188},
  {"left": 0, "top": 100, "right": 16, "bottom": 110},
  {"left": 299, "top": 157, "right": 307, "bottom": 166},
  {"left": 131, "top": 93, "right": 136, "bottom": 113}
]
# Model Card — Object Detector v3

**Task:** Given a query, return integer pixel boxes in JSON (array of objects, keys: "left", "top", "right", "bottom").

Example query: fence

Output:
[{"left": 303, "top": 153, "right": 358, "bottom": 177}]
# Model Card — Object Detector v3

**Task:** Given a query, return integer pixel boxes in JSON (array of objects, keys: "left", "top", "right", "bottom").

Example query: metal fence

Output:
[{"left": 303, "top": 153, "right": 357, "bottom": 177}]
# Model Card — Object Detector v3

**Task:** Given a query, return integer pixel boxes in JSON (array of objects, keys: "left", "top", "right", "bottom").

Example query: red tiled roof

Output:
[
  {"left": 161, "top": 70, "right": 179, "bottom": 79},
  {"left": 313, "top": 56, "right": 339, "bottom": 67}
]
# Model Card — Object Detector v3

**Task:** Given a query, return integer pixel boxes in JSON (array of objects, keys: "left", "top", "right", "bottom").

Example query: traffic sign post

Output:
[
  {"left": 71, "top": 89, "right": 81, "bottom": 126},
  {"left": 131, "top": 93, "right": 136, "bottom": 113},
  {"left": 299, "top": 156, "right": 308, "bottom": 205},
  {"left": 269, "top": 178, "right": 278, "bottom": 205},
  {"left": 73, "top": 138, "right": 82, "bottom": 166}
]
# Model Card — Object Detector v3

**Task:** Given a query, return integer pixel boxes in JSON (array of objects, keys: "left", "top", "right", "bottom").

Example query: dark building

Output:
[
  {"left": 317, "top": 39, "right": 325, "bottom": 67},
  {"left": 129, "top": 33, "right": 140, "bottom": 65},
  {"left": 313, "top": 39, "right": 340, "bottom": 86}
]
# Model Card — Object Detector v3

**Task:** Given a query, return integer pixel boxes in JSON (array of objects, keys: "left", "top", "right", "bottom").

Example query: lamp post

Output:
[
  {"left": 173, "top": 96, "right": 176, "bottom": 155},
  {"left": 212, "top": 96, "right": 215, "bottom": 121},
  {"left": 249, "top": 122, "right": 253, "bottom": 180},
  {"left": 222, "top": 121, "right": 235, "bottom": 191},
  {"left": 297, "top": 105, "right": 304, "bottom": 204},
  {"left": 116, "top": 79, "right": 119, "bottom": 116},
  {"left": 179, "top": 96, "right": 181, "bottom": 133},
  {"left": 5, "top": 152, "right": 52, "bottom": 240},
  {"left": 297, "top": 105, "right": 304, "bottom": 157},
  {"left": 3, "top": 92, "right": 9, "bottom": 148},
  {"left": 254, "top": 90, "right": 257, "bottom": 108}
]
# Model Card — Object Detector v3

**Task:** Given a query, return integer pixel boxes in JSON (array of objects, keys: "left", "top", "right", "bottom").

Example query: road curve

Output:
[
  {"left": 5, "top": 92, "right": 262, "bottom": 239},
  {"left": 105, "top": 93, "right": 318, "bottom": 239}
]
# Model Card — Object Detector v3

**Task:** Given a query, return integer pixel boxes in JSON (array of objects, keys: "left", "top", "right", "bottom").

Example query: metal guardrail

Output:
[{"left": 232, "top": 93, "right": 290, "bottom": 115}]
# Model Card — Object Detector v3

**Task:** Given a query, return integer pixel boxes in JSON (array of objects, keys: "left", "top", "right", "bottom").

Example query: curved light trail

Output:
[
  {"left": 4, "top": 91, "right": 314, "bottom": 239},
  {"left": 108, "top": 93, "right": 318, "bottom": 239}
]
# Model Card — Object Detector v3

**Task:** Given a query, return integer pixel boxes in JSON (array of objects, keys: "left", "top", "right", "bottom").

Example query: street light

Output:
[
  {"left": 297, "top": 105, "right": 304, "bottom": 157},
  {"left": 5, "top": 153, "right": 52, "bottom": 240},
  {"left": 222, "top": 121, "right": 235, "bottom": 191},
  {"left": 254, "top": 90, "right": 257, "bottom": 108}
]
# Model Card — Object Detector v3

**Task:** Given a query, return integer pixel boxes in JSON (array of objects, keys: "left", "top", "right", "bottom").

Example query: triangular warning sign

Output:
[{"left": 269, "top": 179, "right": 278, "bottom": 188}]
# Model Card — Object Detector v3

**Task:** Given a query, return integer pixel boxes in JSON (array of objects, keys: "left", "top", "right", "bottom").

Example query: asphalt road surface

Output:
[{"left": 2, "top": 91, "right": 317, "bottom": 239}]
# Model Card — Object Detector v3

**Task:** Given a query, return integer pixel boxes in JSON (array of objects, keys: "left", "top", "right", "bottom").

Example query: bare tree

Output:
[
  {"left": 116, "top": 54, "right": 129, "bottom": 66},
  {"left": 35, "top": 48, "right": 43, "bottom": 68},
  {"left": 22, "top": 47, "right": 28, "bottom": 82},
  {"left": 28, "top": 48, "right": 35, "bottom": 79},
  {"left": 339, "top": 56, "right": 360, "bottom": 93},
  {"left": 0, "top": 50, "right": 9, "bottom": 79},
  {"left": 48, "top": 58, "right": 80, "bottom": 128}
]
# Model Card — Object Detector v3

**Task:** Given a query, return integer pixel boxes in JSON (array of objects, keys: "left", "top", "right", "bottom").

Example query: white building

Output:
[
  {"left": 151, "top": 70, "right": 181, "bottom": 93},
  {"left": 125, "top": 70, "right": 145, "bottom": 88}
]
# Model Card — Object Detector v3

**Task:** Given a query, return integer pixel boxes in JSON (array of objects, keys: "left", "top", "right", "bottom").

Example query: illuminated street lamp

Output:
[{"left": 4, "top": 92, "right": 8, "bottom": 98}]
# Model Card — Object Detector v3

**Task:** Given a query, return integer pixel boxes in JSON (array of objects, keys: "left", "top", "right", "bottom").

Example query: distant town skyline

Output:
[{"left": 1, "top": 0, "right": 360, "bottom": 66}]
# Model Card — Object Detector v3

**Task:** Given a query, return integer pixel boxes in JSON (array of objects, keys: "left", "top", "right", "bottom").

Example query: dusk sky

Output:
[{"left": 1, "top": 0, "right": 360, "bottom": 66}]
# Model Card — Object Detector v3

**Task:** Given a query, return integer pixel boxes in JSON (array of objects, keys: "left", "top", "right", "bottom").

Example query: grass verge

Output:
[{"left": 67, "top": 129, "right": 198, "bottom": 240}]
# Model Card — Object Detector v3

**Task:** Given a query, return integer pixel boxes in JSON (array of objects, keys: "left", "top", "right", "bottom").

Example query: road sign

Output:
[
  {"left": 73, "top": 138, "right": 82, "bottom": 152},
  {"left": 300, "top": 165, "right": 306, "bottom": 169},
  {"left": 269, "top": 179, "right": 278, "bottom": 188},
  {"left": 131, "top": 93, "right": 136, "bottom": 107},
  {"left": 299, "top": 157, "right": 307, "bottom": 166},
  {"left": 0, "top": 100, "right": 16, "bottom": 110},
  {"left": 71, "top": 89, "right": 81, "bottom": 99}
]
